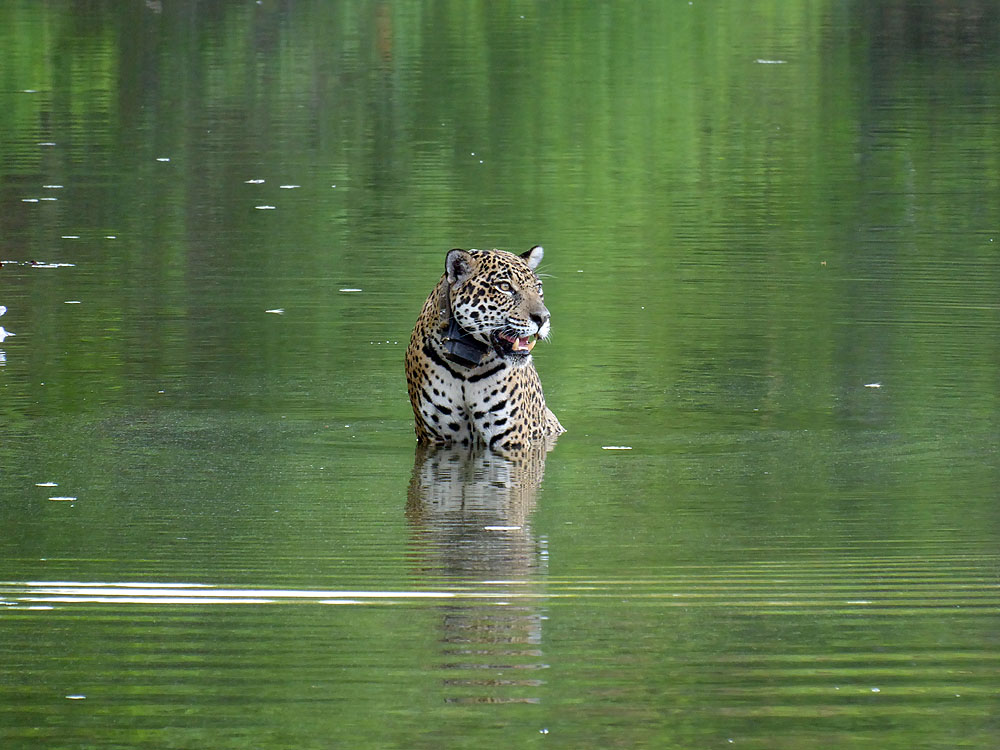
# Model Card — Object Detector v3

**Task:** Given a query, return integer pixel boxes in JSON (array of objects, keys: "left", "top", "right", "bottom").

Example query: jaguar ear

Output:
[
  {"left": 446, "top": 249, "right": 475, "bottom": 285},
  {"left": 520, "top": 245, "right": 544, "bottom": 270}
]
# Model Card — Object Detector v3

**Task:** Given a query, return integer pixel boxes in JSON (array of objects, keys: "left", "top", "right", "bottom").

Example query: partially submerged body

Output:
[{"left": 405, "top": 246, "right": 564, "bottom": 453}]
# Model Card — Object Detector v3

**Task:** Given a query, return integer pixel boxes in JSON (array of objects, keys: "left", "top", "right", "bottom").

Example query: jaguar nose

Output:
[{"left": 530, "top": 309, "right": 550, "bottom": 336}]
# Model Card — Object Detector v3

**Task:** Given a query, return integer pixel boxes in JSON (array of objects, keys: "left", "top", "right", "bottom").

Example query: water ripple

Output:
[{"left": 4, "top": 553, "right": 997, "bottom": 614}]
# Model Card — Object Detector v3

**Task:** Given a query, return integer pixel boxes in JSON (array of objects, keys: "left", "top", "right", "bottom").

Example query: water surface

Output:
[{"left": 2, "top": 2, "right": 999, "bottom": 748}]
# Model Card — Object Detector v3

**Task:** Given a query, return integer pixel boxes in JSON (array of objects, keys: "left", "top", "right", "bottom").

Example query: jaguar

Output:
[{"left": 405, "top": 246, "right": 564, "bottom": 452}]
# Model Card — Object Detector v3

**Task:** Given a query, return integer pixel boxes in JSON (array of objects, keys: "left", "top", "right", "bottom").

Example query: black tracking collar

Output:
[{"left": 443, "top": 290, "right": 490, "bottom": 367}]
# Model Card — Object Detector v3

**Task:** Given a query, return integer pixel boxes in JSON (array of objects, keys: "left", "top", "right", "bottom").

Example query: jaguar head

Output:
[{"left": 445, "top": 246, "right": 551, "bottom": 364}]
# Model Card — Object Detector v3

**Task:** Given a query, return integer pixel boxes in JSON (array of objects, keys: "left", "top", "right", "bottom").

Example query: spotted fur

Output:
[{"left": 405, "top": 246, "right": 565, "bottom": 452}]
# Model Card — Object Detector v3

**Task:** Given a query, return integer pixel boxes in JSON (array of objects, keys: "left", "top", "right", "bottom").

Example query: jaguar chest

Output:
[{"left": 412, "top": 338, "right": 528, "bottom": 446}]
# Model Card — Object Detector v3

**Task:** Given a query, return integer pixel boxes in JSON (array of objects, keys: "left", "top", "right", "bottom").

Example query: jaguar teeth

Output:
[
  {"left": 511, "top": 335, "right": 537, "bottom": 352},
  {"left": 512, "top": 336, "right": 538, "bottom": 352}
]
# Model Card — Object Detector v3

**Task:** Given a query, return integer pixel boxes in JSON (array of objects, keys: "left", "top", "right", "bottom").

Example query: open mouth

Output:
[{"left": 491, "top": 331, "right": 537, "bottom": 358}]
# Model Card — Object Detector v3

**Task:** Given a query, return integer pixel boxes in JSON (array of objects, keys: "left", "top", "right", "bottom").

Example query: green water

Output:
[{"left": 2, "top": 1, "right": 999, "bottom": 748}]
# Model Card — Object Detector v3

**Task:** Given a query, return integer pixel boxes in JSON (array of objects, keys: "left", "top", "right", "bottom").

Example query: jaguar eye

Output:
[{"left": 496, "top": 281, "right": 514, "bottom": 293}]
